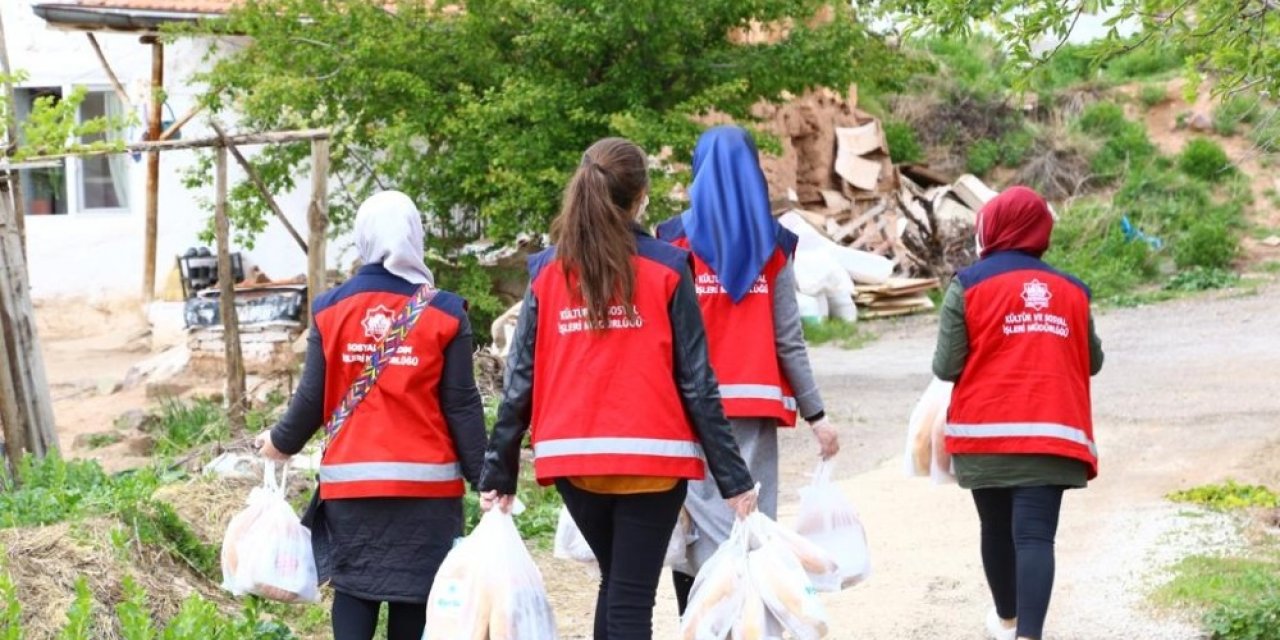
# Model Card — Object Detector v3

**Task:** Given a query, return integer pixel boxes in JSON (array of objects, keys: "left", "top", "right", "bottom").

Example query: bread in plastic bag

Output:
[
  {"left": 424, "top": 510, "right": 557, "bottom": 640},
  {"left": 746, "top": 511, "right": 839, "bottom": 593},
  {"left": 731, "top": 577, "right": 777, "bottom": 640},
  {"left": 794, "top": 461, "right": 871, "bottom": 590},
  {"left": 904, "top": 377, "right": 953, "bottom": 478},
  {"left": 680, "top": 522, "right": 748, "bottom": 640},
  {"left": 221, "top": 461, "right": 320, "bottom": 604},
  {"left": 745, "top": 514, "right": 829, "bottom": 640}
]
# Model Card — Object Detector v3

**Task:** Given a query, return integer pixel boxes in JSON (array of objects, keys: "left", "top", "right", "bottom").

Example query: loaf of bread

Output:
[
  {"left": 748, "top": 540, "right": 829, "bottom": 640},
  {"left": 731, "top": 579, "right": 769, "bottom": 640}
]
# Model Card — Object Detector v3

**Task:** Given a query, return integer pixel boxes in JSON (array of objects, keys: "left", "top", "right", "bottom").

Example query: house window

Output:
[
  {"left": 16, "top": 87, "right": 68, "bottom": 216},
  {"left": 77, "top": 90, "right": 129, "bottom": 211},
  {"left": 16, "top": 86, "right": 130, "bottom": 215}
]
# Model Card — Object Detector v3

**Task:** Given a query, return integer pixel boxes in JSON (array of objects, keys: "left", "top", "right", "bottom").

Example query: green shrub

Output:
[
  {"left": 1165, "top": 267, "right": 1239, "bottom": 292},
  {"left": 0, "top": 455, "right": 159, "bottom": 528},
  {"left": 0, "top": 566, "right": 20, "bottom": 640},
  {"left": 999, "top": 127, "right": 1035, "bottom": 167},
  {"left": 1168, "top": 481, "right": 1279, "bottom": 510},
  {"left": 1138, "top": 84, "right": 1168, "bottom": 108},
  {"left": 884, "top": 120, "right": 924, "bottom": 164},
  {"left": 1213, "top": 95, "right": 1262, "bottom": 136},
  {"left": 1078, "top": 102, "right": 1130, "bottom": 138},
  {"left": 1103, "top": 40, "right": 1187, "bottom": 81},
  {"left": 1249, "top": 118, "right": 1280, "bottom": 152},
  {"left": 1205, "top": 597, "right": 1280, "bottom": 640},
  {"left": 117, "top": 577, "right": 155, "bottom": 640},
  {"left": 966, "top": 139, "right": 1001, "bottom": 175},
  {"left": 58, "top": 579, "right": 93, "bottom": 640},
  {"left": 1179, "top": 138, "right": 1235, "bottom": 182},
  {"left": 1044, "top": 202, "right": 1159, "bottom": 299},
  {"left": 152, "top": 398, "right": 228, "bottom": 457},
  {"left": 1175, "top": 221, "right": 1238, "bottom": 269}
]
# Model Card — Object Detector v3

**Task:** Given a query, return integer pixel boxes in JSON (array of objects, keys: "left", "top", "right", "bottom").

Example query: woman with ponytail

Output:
[{"left": 479, "top": 138, "right": 756, "bottom": 639}]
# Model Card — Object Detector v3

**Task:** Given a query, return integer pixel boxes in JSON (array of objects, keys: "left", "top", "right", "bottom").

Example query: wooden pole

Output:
[
  {"left": 85, "top": 33, "right": 132, "bottom": 111},
  {"left": 2, "top": 128, "right": 332, "bottom": 165},
  {"left": 0, "top": 177, "right": 56, "bottom": 464},
  {"left": 211, "top": 122, "right": 308, "bottom": 253},
  {"left": 212, "top": 144, "right": 246, "bottom": 434},
  {"left": 307, "top": 138, "right": 330, "bottom": 315},
  {"left": 158, "top": 103, "right": 202, "bottom": 141},
  {"left": 142, "top": 37, "right": 163, "bottom": 301},
  {"left": 0, "top": 10, "right": 26, "bottom": 254}
]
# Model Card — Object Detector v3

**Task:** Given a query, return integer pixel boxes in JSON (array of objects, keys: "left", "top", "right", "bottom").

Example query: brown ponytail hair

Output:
[{"left": 550, "top": 137, "right": 649, "bottom": 329}]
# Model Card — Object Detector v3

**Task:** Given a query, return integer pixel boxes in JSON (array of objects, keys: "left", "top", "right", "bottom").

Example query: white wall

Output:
[{"left": 3, "top": 1, "right": 356, "bottom": 300}]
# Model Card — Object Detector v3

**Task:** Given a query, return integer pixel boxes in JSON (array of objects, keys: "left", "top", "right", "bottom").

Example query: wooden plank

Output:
[
  {"left": 159, "top": 104, "right": 202, "bottom": 141},
  {"left": 212, "top": 122, "right": 308, "bottom": 253},
  {"left": 213, "top": 144, "right": 247, "bottom": 434},
  {"left": 0, "top": 183, "right": 57, "bottom": 463},
  {"left": 85, "top": 33, "right": 132, "bottom": 110},
  {"left": 307, "top": 138, "right": 331, "bottom": 317}
]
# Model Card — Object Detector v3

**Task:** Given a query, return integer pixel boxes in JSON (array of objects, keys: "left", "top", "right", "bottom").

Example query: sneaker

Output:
[{"left": 985, "top": 608, "right": 1016, "bottom": 640}]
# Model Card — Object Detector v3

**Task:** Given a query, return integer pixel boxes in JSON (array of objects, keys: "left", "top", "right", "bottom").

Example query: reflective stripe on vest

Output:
[
  {"left": 319, "top": 461, "right": 462, "bottom": 484},
  {"left": 533, "top": 437, "right": 703, "bottom": 460},
  {"left": 719, "top": 384, "right": 797, "bottom": 412},
  {"left": 946, "top": 422, "right": 1098, "bottom": 457}
]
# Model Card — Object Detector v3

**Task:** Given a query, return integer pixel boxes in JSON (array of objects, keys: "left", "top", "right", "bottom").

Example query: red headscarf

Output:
[{"left": 976, "top": 186, "right": 1054, "bottom": 258}]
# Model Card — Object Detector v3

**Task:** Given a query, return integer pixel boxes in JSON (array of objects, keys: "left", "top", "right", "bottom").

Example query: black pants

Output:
[
  {"left": 556, "top": 478, "right": 687, "bottom": 640},
  {"left": 972, "top": 486, "right": 1066, "bottom": 640},
  {"left": 331, "top": 591, "right": 425, "bottom": 640}
]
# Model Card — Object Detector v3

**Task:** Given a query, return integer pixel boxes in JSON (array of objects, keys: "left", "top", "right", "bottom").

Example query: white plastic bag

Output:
[
  {"left": 665, "top": 507, "right": 694, "bottom": 569},
  {"left": 680, "top": 522, "right": 749, "bottom": 640},
  {"left": 730, "top": 578, "right": 777, "bottom": 640},
  {"left": 904, "top": 377, "right": 952, "bottom": 477},
  {"left": 221, "top": 461, "right": 320, "bottom": 604},
  {"left": 746, "top": 512, "right": 839, "bottom": 593},
  {"left": 425, "top": 510, "right": 558, "bottom": 640},
  {"left": 745, "top": 514, "right": 829, "bottom": 640},
  {"left": 552, "top": 506, "right": 595, "bottom": 563},
  {"left": 795, "top": 461, "right": 870, "bottom": 590}
]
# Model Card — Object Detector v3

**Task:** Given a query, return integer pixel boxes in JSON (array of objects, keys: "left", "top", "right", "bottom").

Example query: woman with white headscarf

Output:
[{"left": 256, "top": 191, "right": 486, "bottom": 640}]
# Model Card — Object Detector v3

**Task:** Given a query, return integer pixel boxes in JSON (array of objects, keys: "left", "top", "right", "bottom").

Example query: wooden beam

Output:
[
  {"left": 2, "top": 129, "right": 331, "bottom": 165},
  {"left": 158, "top": 103, "right": 202, "bottom": 141},
  {"left": 0, "top": 179, "right": 57, "bottom": 464},
  {"left": 85, "top": 33, "right": 132, "bottom": 110},
  {"left": 307, "top": 138, "right": 330, "bottom": 316},
  {"left": 211, "top": 122, "right": 308, "bottom": 253},
  {"left": 213, "top": 144, "right": 246, "bottom": 434},
  {"left": 142, "top": 39, "right": 163, "bottom": 301},
  {"left": 0, "top": 10, "right": 26, "bottom": 255}
]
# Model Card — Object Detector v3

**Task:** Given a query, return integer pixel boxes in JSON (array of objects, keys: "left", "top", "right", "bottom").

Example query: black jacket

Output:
[{"left": 480, "top": 238, "right": 755, "bottom": 499}]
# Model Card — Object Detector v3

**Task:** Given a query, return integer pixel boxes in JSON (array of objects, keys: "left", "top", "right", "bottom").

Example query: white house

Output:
[{"left": 3, "top": 0, "right": 355, "bottom": 302}]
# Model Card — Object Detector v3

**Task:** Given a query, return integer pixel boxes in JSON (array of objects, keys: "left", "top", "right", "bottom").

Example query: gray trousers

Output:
[{"left": 682, "top": 417, "right": 779, "bottom": 574}]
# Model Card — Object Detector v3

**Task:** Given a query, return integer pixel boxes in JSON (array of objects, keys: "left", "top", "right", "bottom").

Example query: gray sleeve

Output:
[
  {"left": 438, "top": 314, "right": 487, "bottom": 489},
  {"left": 1088, "top": 312, "right": 1104, "bottom": 376},
  {"left": 772, "top": 260, "right": 825, "bottom": 421},
  {"left": 270, "top": 325, "right": 327, "bottom": 455},
  {"left": 931, "top": 280, "right": 969, "bottom": 382}
]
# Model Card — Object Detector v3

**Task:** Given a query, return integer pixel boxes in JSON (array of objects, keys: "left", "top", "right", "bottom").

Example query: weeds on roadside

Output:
[
  {"left": 802, "top": 320, "right": 878, "bottom": 350},
  {"left": 1168, "top": 481, "right": 1280, "bottom": 510}
]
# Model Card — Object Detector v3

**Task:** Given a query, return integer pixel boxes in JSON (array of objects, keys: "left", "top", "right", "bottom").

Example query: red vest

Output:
[
  {"left": 526, "top": 233, "right": 705, "bottom": 484},
  {"left": 945, "top": 252, "right": 1098, "bottom": 478},
  {"left": 313, "top": 265, "right": 467, "bottom": 499},
  {"left": 657, "top": 218, "right": 800, "bottom": 426}
]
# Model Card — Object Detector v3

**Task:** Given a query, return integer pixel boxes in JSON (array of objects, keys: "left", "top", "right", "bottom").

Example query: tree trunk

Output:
[{"left": 213, "top": 145, "right": 246, "bottom": 434}]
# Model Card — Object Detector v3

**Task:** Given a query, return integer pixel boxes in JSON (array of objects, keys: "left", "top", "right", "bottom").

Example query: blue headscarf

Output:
[{"left": 682, "top": 126, "right": 781, "bottom": 303}]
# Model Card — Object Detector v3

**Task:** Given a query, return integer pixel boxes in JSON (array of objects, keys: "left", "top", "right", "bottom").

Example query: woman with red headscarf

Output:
[{"left": 932, "top": 186, "right": 1104, "bottom": 640}]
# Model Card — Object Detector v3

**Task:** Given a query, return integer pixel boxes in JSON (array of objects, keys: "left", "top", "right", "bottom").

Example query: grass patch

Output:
[
  {"left": 1213, "top": 95, "right": 1262, "bottom": 137},
  {"left": 1179, "top": 138, "right": 1235, "bottom": 183},
  {"left": 150, "top": 397, "right": 230, "bottom": 457},
  {"left": 1158, "top": 553, "right": 1280, "bottom": 640},
  {"left": 1168, "top": 481, "right": 1280, "bottom": 510},
  {"left": 802, "top": 319, "right": 878, "bottom": 350},
  {"left": 1139, "top": 84, "right": 1168, "bottom": 108},
  {"left": 1165, "top": 267, "right": 1240, "bottom": 292}
]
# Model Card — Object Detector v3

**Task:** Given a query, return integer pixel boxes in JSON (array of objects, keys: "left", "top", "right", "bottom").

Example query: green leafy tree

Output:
[
  {"left": 182, "top": 0, "right": 908, "bottom": 247},
  {"left": 871, "top": 0, "right": 1280, "bottom": 100}
]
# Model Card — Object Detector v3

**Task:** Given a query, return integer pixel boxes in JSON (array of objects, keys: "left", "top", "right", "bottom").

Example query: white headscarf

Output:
[{"left": 354, "top": 190, "right": 435, "bottom": 286}]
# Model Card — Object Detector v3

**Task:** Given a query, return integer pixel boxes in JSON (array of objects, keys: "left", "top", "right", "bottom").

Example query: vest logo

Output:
[
  {"left": 361, "top": 305, "right": 394, "bottom": 340},
  {"left": 1021, "top": 279, "right": 1052, "bottom": 311}
]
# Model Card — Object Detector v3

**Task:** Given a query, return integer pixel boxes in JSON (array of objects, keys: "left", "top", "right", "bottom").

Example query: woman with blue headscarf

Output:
[{"left": 656, "top": 126, "right": 841, "bottom": 611}]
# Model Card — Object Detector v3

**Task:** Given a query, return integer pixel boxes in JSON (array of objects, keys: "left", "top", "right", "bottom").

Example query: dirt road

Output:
[{"left": 549, "top": 280, "right": 1280, "bottom": 639}]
